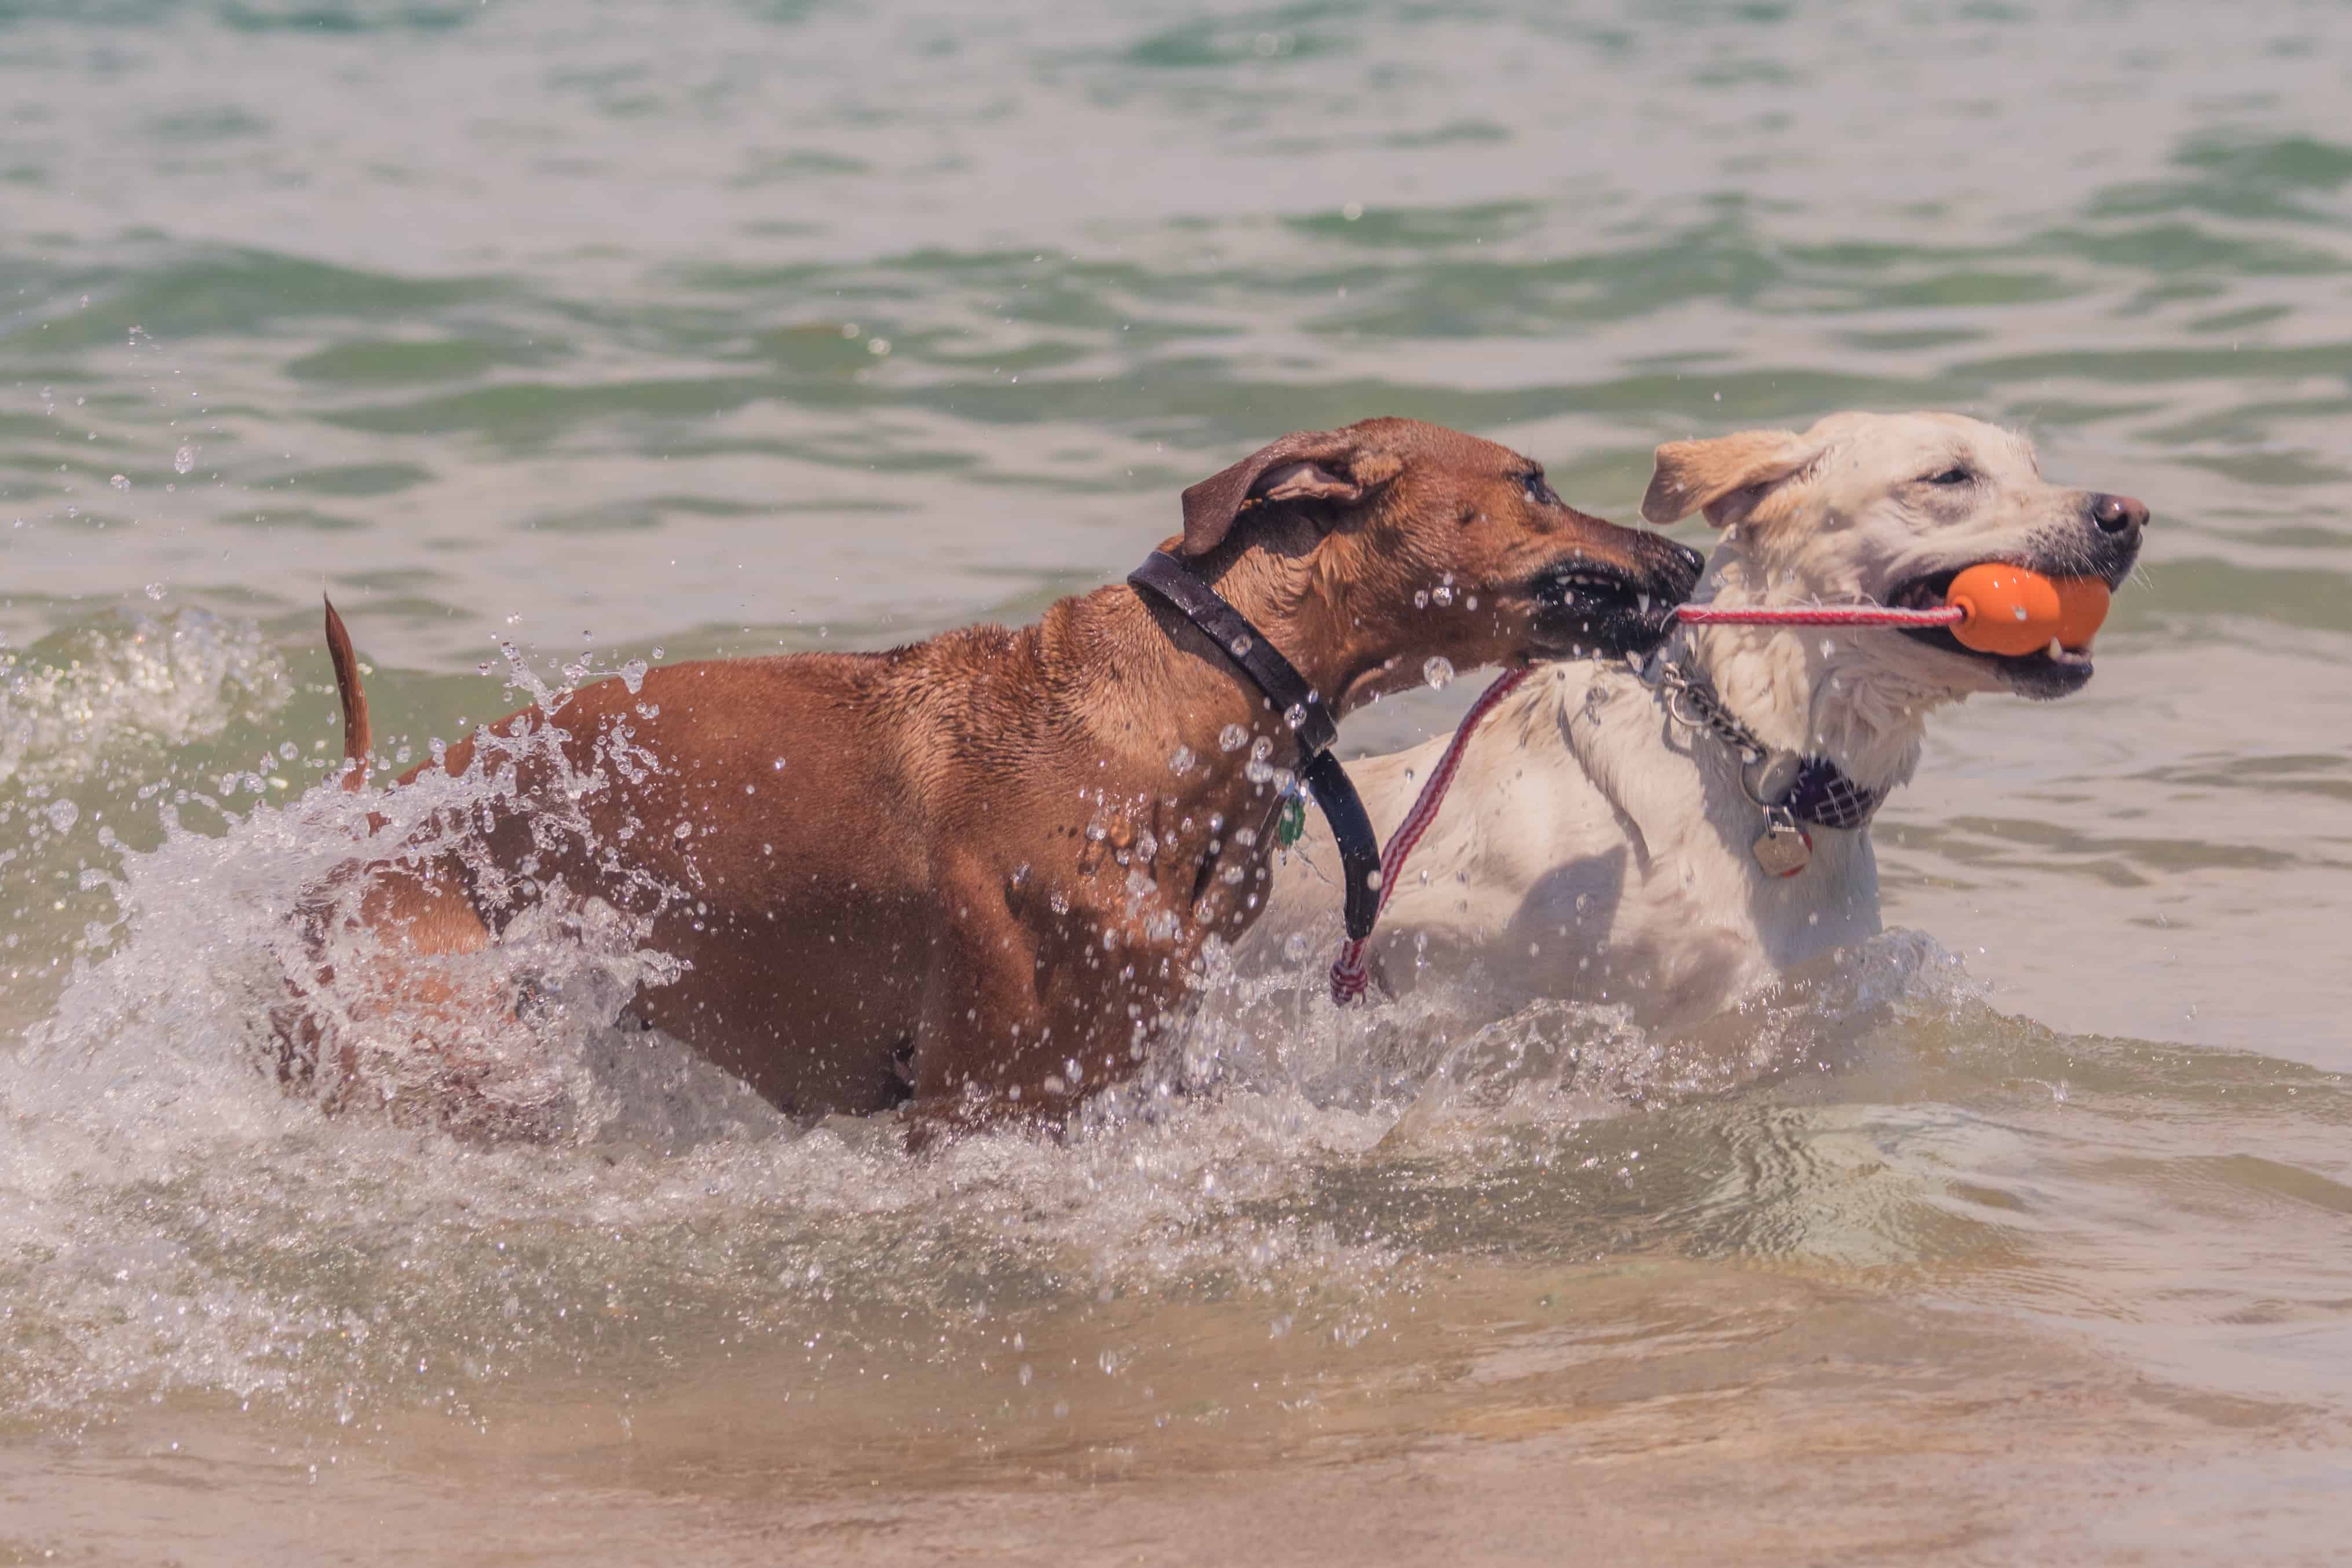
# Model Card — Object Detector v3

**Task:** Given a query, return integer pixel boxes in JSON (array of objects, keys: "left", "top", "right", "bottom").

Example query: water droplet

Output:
[
  {"left": 109, "top": 474, "right": 129, "bottom": 491},
  {"left": 1342, "top": 200, "right": 1364, "bottom": 221},
  {"left": 1229, "top": 634, "right": 1253, "bottom": 657},
  {"left": 143, "top": 582, "right": 165, "bottom": 601},
  {"left": 1282, "top": 703, "right": 1306, "bottom": 730},
  {"left": 1422, "top": 656, "right": 1455, "bottom": 689},
  {"left": 772, "top": 756, "right": 787, "bottom": 770},
  {"left": 43, "top": 799, "right": 78, "bottom": 833},
  {"left": 1167, "top": 744, "right": 1196, "bottom": 774},
  {"left": 866, "top": 337, "right": 891, "bottom": 356},
  {"left": 1219, "top": 723, "right": 1248, "bottom": 752},
  {"left": 1414, "top": 590, "right": 1429, "bottom": 609},
  {"left": 173, "top": 444, "right": 196, "bottom": 475},
  {"left": 1431, "top": 584, "right": 1455, "bottom": 606},
  {"left": 673, "top": 821, "right": 693, "bottom": 839},
  {"left": 620, "top": 658, "right": 648, "bottom": 693},
  {"left": 651, "top": 646, "right": 664, "bottom": 659}
]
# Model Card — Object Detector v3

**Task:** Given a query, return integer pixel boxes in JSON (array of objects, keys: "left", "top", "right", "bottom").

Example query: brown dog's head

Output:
[{"left": 1173, "top": 418, "right": 1701, "bottom": 706}]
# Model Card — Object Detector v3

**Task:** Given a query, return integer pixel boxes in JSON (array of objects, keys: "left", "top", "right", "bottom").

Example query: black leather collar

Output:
[{"left": 1128, "top": 549, "right": 1383, "bottom": 941}]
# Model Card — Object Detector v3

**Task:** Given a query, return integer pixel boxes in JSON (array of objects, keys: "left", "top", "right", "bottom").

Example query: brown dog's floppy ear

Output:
[
  {"left": 1642, "top": 429, "right": 1820, "bottom": 529},
  {"left": 1176, "top": 426, "right": 1400, "bottom": 558}
]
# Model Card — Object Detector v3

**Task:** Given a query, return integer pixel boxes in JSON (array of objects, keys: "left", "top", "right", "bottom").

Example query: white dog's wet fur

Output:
[{"left": 1240, "top": 411, "right": 2148, "bottom": 1031}]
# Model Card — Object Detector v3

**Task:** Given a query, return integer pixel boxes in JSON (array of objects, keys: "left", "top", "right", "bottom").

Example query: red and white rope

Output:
[
  {"left": 1675, "top": 602, "right": 1962, "bottom": 628},
  {"left": 1328, "top": 664, "right": 1531, "bottom": 1006}
]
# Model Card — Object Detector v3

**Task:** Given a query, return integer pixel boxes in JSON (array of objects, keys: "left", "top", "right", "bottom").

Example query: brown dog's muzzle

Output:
[{"left": 1528, "top": 533, "right": 1704, "bottom": 659}]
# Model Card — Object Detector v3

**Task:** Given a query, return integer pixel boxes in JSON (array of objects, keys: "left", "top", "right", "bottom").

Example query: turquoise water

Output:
[{"left": 5, "top": 3, "right": 2352, "bottom": 1562}]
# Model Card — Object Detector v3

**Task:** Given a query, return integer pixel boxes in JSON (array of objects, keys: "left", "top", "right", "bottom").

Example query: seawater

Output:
[{"left": 5, "top": 3, "right": 2352, "bottom": 1562}]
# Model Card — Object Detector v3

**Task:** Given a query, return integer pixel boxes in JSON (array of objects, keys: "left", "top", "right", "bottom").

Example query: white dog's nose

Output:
[{"left": 2091, "top": 493, "right": 2149, "bottom": 534}]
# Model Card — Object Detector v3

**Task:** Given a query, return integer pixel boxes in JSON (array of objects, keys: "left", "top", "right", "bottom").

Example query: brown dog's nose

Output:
[{"left": 2090, "top": 493, "right": 2148, "bottom": 534}]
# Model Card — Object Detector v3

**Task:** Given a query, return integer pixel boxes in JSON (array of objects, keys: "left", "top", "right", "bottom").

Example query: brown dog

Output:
[{"left": 306, "top": 418, "right": 1702, "bottom": 1140}]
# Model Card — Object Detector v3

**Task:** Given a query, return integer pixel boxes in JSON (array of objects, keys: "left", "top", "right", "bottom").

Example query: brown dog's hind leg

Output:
[
  {"left": 301, "top": 853, "right": 518, "bottom": 1128},
  {"left": 297, "top": 601, "right": 533, "bottom": 1131}
]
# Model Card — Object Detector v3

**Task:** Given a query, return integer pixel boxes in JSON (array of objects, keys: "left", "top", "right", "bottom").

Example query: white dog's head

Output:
[
  {"left": 1644, "top": 410, "right": 2146, "bottom": 701},
  {"left": 1638, "top": 411, "right": 2146, "bottom": 787}
]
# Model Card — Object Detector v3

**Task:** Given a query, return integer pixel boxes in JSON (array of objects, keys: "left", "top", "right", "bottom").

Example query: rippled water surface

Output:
[{"left": 6, "top": 2, "right": 2352, "bottom": 1562}]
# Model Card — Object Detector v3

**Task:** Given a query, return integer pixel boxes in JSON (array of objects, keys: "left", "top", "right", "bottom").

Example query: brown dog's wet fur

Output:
[{"left": 303, "top": 418, "right": 1701, "bottom": 1143}]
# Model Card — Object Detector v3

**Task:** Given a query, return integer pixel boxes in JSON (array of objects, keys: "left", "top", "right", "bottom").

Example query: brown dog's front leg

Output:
[{"left": 902, "top": 859, "right": 1077, "bottom": 1150}]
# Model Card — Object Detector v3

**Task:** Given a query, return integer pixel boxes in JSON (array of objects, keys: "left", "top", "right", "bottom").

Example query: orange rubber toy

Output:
[{"left": 1944, "top": 564, "right": 2109, "bottom": 656}]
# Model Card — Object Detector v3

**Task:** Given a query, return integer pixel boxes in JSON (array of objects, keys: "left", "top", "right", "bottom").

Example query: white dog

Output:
[{"left": 1241, "top": 411, "right": 2147, "bottom": 1029}]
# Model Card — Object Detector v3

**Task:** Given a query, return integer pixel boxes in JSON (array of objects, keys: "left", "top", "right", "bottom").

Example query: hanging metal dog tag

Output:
[{"left": 1751, "top": 806, "right": 1813, "bottom": 878}]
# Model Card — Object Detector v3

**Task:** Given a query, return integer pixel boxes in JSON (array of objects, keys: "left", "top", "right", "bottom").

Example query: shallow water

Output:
[{"left": 6, "top": 1, "right": 2352, "bottom": 1562}]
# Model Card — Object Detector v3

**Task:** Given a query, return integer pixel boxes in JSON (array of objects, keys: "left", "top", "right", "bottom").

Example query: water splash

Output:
[
  {"left": 0, "top": 609, "right": 292, "bottom": 787},
  {"left": 0, "top": 624, "right": 2224, "bottom": 1438}
]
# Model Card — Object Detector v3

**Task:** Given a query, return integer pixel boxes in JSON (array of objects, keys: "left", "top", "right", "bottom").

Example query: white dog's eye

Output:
[{"left": 1923, "top": 467, "right": 1973, "bottom": 487}]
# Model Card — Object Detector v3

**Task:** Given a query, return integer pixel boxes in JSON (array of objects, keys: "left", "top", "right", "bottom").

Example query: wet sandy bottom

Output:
[{"left": 7, "top": 1263, "right": 2339, "bottom": 1566}]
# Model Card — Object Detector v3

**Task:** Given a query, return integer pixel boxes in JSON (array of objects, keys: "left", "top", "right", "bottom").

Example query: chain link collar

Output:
[{"left": 1635, "top": 651, "right": 1885, "bottom": 836}]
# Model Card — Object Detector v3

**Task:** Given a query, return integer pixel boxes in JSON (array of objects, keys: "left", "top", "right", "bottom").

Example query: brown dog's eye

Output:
[
  {"left": 1522, "top": 472, "right": 1562, "bottom": 507},
  {"left": 1923, "top": 467, "right": 1973, "bottom": 487}
]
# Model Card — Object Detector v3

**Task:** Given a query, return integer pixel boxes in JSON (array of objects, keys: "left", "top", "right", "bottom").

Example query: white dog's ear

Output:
[{"left": 1642, "top": 430, "right": 1820, "bottom": 529}]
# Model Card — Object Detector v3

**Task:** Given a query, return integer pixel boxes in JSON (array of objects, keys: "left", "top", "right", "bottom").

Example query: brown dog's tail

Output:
[{"left": 323, "top": 596, "right": 372, "bottom": 794}]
